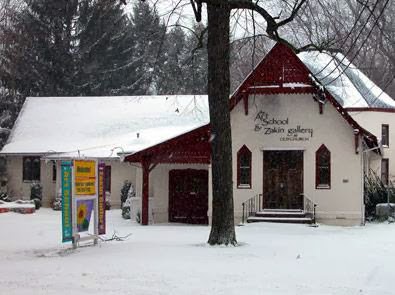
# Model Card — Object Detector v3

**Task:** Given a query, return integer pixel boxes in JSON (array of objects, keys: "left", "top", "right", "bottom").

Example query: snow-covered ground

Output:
[{"left": 1, "top": 209, "right": 395, "bottom": 295}]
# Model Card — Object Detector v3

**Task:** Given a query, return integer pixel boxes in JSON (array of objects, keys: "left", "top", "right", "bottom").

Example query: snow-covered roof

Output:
[
  {"left": 298, "top": 51, "right": 395, "bottom": 108},
  {"left": 1, "top": 96, "right": 209, "bottom": 158}
]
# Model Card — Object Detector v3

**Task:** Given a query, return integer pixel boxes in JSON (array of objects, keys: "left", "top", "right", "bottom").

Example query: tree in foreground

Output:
[{"left": 125, "top": 0, "right": 311, "bottom": 246}]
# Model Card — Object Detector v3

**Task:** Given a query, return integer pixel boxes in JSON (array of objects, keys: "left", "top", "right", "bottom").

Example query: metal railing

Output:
[
  {"left": 241, "top": 193, "right": 317, "bottom": 224},
  {"left": 303, "top": 194, "right": 317, "bottom": 224},
  {"left": 241, "top": 193, "right": 263, "bottom": 224}
]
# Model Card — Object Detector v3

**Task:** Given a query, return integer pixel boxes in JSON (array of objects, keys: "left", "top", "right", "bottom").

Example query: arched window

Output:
[
  {"left": 237, "top": 145, "right": 252, "bottom": 188},
  {"left": 316, "top": 144, "right": 330, "bottom": 189}
]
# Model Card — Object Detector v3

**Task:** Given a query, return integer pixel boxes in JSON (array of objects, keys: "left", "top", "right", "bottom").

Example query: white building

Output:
[{"left": 1, "top": 43, "right": 394, "bottom": 226}]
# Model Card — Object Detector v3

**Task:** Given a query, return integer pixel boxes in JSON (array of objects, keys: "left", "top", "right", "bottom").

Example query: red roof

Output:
[{"left": 229, "top": 43, "right": 378, "bottom": 150}]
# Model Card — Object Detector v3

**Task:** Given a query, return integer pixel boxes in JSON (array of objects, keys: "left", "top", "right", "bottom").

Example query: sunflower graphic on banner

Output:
[{"left": 76, "top": 199, "right": 94, "bottom": 232}]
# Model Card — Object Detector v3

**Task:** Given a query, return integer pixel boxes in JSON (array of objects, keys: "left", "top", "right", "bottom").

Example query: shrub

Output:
[
  {"left": 364, "top": 170, "right": 395, "bottom": 218},
  {"left": 52, "top": 188, "right": 62, "bottom": 210},
  {"left": 120, "top": 181, "right": 132, "bottom": 206},
  {"left": 121, "top": 181, "right": 135, "bottom": 219},
  {"left": 30, "top": 183, "right": 42, "bottom": 210},
  {"left": 52, "top": 197, "right": 62, "bottom": 211},
  {"left": 0, "top": 192, "right": 10, "bottom": 202},
  {"left": 105, "top": 200, "right": 111, "bottom": 210}
]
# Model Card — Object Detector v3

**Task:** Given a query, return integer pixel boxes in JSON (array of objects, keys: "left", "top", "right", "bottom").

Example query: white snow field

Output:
[{"left": 1, "top": 209, "right": 395, "bottom": 295}]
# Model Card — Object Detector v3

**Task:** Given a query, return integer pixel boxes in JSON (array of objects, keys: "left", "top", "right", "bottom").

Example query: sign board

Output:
[
  {"left": 61, "top": 161, "right": 73, "bottom": 242},
  {"left": 61, "top": 159, "right": 106, "bottom": 246},
  {"left": 74, "top": 160, "right": 96, "bottom": 195},
  {"left": 254, "top": 111, "right": 313, "bottom": 142}
]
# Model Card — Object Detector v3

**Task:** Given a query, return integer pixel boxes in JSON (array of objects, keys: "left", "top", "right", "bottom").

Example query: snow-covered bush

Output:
[
  {"left": 121, "top": 181, "right": 135, "bottom": 219},
  {"left": 365, "top": 170, "right": 395, "bottom": 219},
  {"left": 52, "top": 197, "right": 62, "bottom": 211},
  {"left": 120, "top": 181, "right": 131, "bottom": 206},
  {"left": 30, "top": 182, "right": 42, "bottom": 210},
  {"left": 105, "top": 191, "right": 111, "bottom": 210},
  {"left": 106, "top": 200, "right": 111, "bottom": 210},
  {"left": 52, "top": 188, "right": 62, "bottom": 210},
  {"left": 0, "top": 191, "right": 10, "bottom": 202}
]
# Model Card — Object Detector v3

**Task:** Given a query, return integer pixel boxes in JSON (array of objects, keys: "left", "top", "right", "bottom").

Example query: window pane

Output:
[
  {"left": 382, "top": 125, "right": 389, "bottom": 146},
  {"left": 23, "top": 158, "right": 32, "bottom": 181},
  {"left": 238, "top": 146, "right": 252, "bottom": 187},
  {"left": 319, "top": 167, "right": 330, "bottom": 185},
  {"left": 240, "top": 168, "right": 250, "bottom": 185},
  {"left": 240, "top": 154, "right": 250, "bottom": 167},
  {"left": 319, "top": 152, "right": 330, "bottom": 166},
  {"left": 52, "top": 162, "right": 57, "bottom": 182},
  {"left": 105, "top": 166, "right": 111, "bottom": 192},
  {"left": 316, "top": 145, "right": 330, "bottom": 188},
  {"left": 32, "top": 158, "right": 40, "bottom": 181}
]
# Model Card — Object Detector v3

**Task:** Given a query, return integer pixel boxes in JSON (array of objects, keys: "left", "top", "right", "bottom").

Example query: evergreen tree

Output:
[
  {"left": 0, "top": 0, "right": 78, "bottom": 96},
  {"left": 73, "top": 0, "right": 135, "bottom": 96},
  {"left": 125, "top": 1, "right": 166, "bottom": 95},
  {"left": 156, "top": 26, "right": 187, "bottom": 94},
  {"left": 0, "top": 0, "right": 136, "bottom": 97},
  {"left": 183, "top": 23, "right": 208, "bottom": 94}
]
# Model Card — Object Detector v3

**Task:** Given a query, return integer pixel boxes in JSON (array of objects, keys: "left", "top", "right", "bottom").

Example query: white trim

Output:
[{"left": 260, "top": 147, "right": 306, "bottom": 151}]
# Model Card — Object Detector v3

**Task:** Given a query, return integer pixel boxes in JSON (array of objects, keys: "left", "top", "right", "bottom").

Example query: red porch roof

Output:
[{"left": 124, "top": 124, "right": 211, "bottom": 164}]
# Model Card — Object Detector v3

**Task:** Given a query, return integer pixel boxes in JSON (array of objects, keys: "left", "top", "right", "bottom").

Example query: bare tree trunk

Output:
[{"left": 206, "top": 1, "right": 236, "bottom": 246}]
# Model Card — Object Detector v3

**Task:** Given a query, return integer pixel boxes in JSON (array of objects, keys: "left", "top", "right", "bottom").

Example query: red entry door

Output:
[{"left": 169, "top": 169, "right": 208, "bottom": 224}]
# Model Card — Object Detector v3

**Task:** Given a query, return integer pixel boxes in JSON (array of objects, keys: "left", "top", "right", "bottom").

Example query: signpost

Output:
[
  {"left": 98, "top": 163, "right": 106, "bottom": 235},
  {"left": 61, "top": 159, "right": 106, "bottom": 248},
  {"left": 61, "top": 161, "right": 72, "bottom": 242}
]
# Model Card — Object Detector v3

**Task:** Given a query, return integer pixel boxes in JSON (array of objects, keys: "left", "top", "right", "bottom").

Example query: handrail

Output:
[
  {"left": 302, "top": 194, "right": 317, "bottom": 224},
  {"left": 242, "top": 193, "right": 317, "bottom": 224},
  {"left": 241, "top": 193, "right": 263, "bottom": 224}
]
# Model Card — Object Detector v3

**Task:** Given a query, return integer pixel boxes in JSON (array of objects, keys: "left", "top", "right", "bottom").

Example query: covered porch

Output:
[{"left": 124, "top": 125, "right": 211, "bottom": 225}]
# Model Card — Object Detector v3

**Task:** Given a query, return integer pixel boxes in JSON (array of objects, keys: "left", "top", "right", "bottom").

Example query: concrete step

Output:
[
  {"left": 247, "top": 216, "right": 313, "bottom": 224},
  {"left": 261, "top": 208, "right": 303, "bottom": 213},
  {"left": 255, "top": 210, "right": 306, "bottom": 218}
]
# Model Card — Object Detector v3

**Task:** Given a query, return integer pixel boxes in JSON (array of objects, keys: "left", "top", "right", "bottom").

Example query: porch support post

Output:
[{"left": 141, "top": 156, "right": 151, "bottom": 225}]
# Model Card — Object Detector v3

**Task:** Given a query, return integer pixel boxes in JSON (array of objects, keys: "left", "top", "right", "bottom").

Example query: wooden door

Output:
[
  {"left": 169, "top": 169, "right": 208, "bottom": 224},
  {"left": 263, "top": 151, "right": 303, "bottom": 209}
]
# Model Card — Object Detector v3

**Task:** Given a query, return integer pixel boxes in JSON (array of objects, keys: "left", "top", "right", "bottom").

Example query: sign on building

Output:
[{"left": 254, "top": 111, "right": 314, "bottom": 141}]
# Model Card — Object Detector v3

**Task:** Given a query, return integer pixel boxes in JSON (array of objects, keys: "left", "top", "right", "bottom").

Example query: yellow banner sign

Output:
[
  {"left": 74, "top": 160, "right": 96, "bottom": 195},
  {"left": 75, "top": 160, "right": 96, "bottom": 179}
]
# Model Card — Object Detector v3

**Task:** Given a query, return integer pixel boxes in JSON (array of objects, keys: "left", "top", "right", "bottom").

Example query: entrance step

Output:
[
  {"left": 247, "top": 216, "right": 313, "bottom": 224},
  {"left": 247, "top": 209, "right": 313, "bottom": 224},
  {"left": 261, "top": 209, "right": 303, "bottom": 213},
  {"left": 255, "top": 210, "right": 306, "bottom": 218}
]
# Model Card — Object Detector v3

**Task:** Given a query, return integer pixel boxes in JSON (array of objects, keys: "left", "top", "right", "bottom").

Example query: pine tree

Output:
[
  {"left": 0, "top": 0, "right": 137, "bottom": 97},
  {"left": 0, "top": 0, "right": 78, "bottom": 96},
  {"left": 73, "top": 0, "right": 135, "bottom": 96},
  {"left": 183, "top": 23, "right": 208, "bottom": 94},
  {"left": 125, "top": 1, "right": 166, "bottom": 95},
  {"left": 156, "top": 26, "right": 187, "bottom": 94}
]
